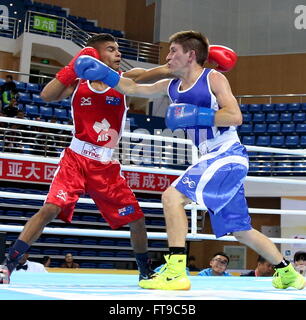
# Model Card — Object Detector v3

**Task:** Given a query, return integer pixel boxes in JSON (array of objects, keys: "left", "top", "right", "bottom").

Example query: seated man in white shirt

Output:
[{"left": 15, "top": 253, "right": 47, "bottom": 273}]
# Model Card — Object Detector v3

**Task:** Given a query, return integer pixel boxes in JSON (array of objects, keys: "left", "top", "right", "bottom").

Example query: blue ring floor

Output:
[{"left": 1, "top": 272, "right": 305, "bottom": 300}]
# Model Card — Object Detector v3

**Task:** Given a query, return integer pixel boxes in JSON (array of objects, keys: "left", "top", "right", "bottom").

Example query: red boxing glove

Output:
[
  {"left": 208, "top": 45, "right": 237, "bottom": 72},
  {"left": 56, "top": 46, "right": 100, "bottom": 86}
]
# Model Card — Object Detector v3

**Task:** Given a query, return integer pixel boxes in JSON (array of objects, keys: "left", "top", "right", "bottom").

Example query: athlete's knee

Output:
[
  {"left": 233, "top": 229, "right": 252, "bottom": 243},
  {"left": 129, "top": 217, "right": 146, "bottom": 232},
  {"left": 36, "top": 203, "right": 61, "bottom": 223},
  {"left": 162, "top": 187, "right": 188, "bottom": 209}
]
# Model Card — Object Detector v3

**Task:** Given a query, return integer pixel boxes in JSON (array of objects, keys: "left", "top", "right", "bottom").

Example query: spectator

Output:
[
  {"left": 240, "top": 255, "right": 274, "bottom": 277},
  {"left": 32, "top": 126, "right": 57, "bottom": 157},
  {"left": 41, "top": 256, "right": 51, "bottom": 268},
  {"left": 60, "top": 253, "right": 79, "bottom": 268},
  {"left": 15, "top": 253, "right": 47, "bottom": 273},
  {"left": 293, "top": 251, "right": 306, "bottom": 276},
  {"left": 2, "top": 98, "right": 19, "bottom": 117},
  {"left": 0, "top": 75, "right": 17, "bottom": 110},
  {"left": 187, "top": 255, "right": 200, "bottom": 271},
  {"left": 198, "top": 252, "right": 232, "bottom": 276}
]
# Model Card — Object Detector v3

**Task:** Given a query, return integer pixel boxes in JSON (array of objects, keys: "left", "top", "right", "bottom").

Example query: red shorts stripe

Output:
[{"left": 45, "top": 148, "right": 144, "bottom": 229}]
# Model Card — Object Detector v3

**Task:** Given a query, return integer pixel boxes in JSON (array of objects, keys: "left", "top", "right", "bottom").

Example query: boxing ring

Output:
[{"left": 0, "top": 117, "right": 306, "bottom": 301}]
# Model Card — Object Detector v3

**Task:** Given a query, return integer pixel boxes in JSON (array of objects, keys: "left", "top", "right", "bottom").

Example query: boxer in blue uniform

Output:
[{"left": 74, "top": 30, "right": 305, "bottom": 291}]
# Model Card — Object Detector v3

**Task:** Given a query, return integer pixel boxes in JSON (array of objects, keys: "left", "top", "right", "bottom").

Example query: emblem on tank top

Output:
[
  {"left": 56, "top": 190, "right": 67, "bottom": 201},
  {"left": 93, "top": 118, "right": 111, "bottom": 142},
  {"left": 80, "top": 97, "right": 92, "bottom": 106}
]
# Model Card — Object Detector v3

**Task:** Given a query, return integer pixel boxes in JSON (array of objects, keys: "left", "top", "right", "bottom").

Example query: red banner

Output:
[{"left": 0, "top": 159, "right": 179, "bottom": 193}]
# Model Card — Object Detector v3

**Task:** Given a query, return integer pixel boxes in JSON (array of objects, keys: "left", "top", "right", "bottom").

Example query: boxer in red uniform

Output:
[{"left": 0, "top": 34, "right": 157, "bottom": 284}]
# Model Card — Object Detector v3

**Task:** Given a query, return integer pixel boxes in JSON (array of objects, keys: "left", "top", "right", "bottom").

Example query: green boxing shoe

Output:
[{"left": 272, "top": 263, "right": 306, "bottom": 289}]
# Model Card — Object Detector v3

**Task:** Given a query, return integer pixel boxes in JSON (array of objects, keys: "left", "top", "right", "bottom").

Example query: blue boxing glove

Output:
[
  {"left": 74, "top": 55, "right": 120, "bottom": 87},
  {"left": 165, "top": 103, "right": 216, "bottom": 130}
]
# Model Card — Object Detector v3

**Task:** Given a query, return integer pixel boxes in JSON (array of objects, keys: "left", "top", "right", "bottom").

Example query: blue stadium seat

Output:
[
  {"left": 261, "top": 104, "right": 274, "bottom": 113},
  {"left": 26, "top": 83, "right": 40, "bottom": 93},
  {"left": 116, "top": 251, "right": 131, "bottom": 257},
  {"left": 32, "top": 94, "right": 47, "bottom": 106},
  {"left": 266, "top": 113, "right": 279, "bottom": 123},
  {"left": 99, "top": 239, "right": 115, "bottom": 246},
  {"left": 256, "top": 135, "right": 270, "bottom": 146},
  {"left": 248, "top": 104, "right": 261, "bottom": 113},
  {"left": 62, "top": 238, "right": 80, "bottom": 244},
  {"left": 238, "top": 124, "right": 253, "bottom": 135},
  {"left": 274, "top": 103, "right": 287, "bottom": 112},
  {"left": 17, "top": 92, "right": 32, "bottom": 104},
  {"left": 81, "top": 239, "right": 98, "bottom": 245},
  {"left": 44, "top": 237, "right": 61, "bottom": 243},
  {"left": 61, "top": 99, "right": 71, "bottom": 108},
  {"left": 79, "top": 250, "right": 97, "bottom": 256},
  {"left": 14, "top": 81, "right": 26, "bottom": 92},
  {"left": 242, "top": 113, "right": 252, "bottom": 123},
  {"left": 285, "top": 135, "right": 299, "bottom": 148},
  {"left": 267, "top": 123, "right": 281, "bottom": 134},
  {"left": 271, "top": 135, "right": 284, "bottom": 147},
  {"left": 98, "top": 263, "right": 115, "bottom": 269},
  {"left": 301, "top": 136, "right": 306, "bottom": 147},
  {"left": 242, "top": 135, "right": 255, "bottom": 145},
  {"left": 287, "top": 103, "right": 300, "bottom": 112},
  {"left": 293, "top": 162, "right": 306, "bottom": 172},
  {"left": 80, "top": 263, "right": 97, "bottom": 268},
  {"left": 5, "top": 210, "right": 23, "bottom": 216},
  {"left": 239, "top": 104, "right": 248, "bottom": 112},
  {"left": 25, "top": 104, "right": 39, "bottom": 118},
  {"left": 252, "top": 113, "right": 265, "bottom": 123},
  {"left": 40, "top": 106, "right": 53, "bottom": 119},
  {"left": 293, "top": 112, "right": 306, "bottom": 123},
  {"left": 296, "top": 123, "right": 306, "bottom": 134},
  {"left": 281, "top": 123, "right": 295, "bottom": 134},
  {"left": 279, "top": 113, "right": 292, "bottom": 123},
  {"left": 275, "top": 162, "right": 292, "bottom": 172},
  {"left": 301, "top": 103, "right": 306, "bottom": 111},
  {"left": 43, "top": 249, "right": 61, "bottom": 255},
  {"left": 54, "top": 108, "right": 68, "bottom": 121},
  {"left": 62, "top": 249, "right": 79, "bottom": 256},
  {"left": 98, "top": 251, "right": 115, "bottom": 257},
  {"left": 253, "top": 124, "right": 267, "bottom": 135}
]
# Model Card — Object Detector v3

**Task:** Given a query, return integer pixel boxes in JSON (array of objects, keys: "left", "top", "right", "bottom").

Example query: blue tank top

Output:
[{"left": 167, "top": 68, "right": 239, "bottom": 151}]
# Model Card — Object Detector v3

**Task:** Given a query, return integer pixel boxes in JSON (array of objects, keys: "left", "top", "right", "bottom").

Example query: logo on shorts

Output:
[
  {"left": 81, "top": 143, "right": 103, "bottom": 160},
  {"left": 56, "top": 190, "right": 67, "bottom": 201},
  {"left": 181, "top": 177, "right": 196, "bottom": 188},
  {"left": 118, "top": 205, "right": 135, "bottom": 216}
]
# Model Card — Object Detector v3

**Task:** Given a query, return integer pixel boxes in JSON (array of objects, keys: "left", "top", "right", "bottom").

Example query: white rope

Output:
[
  {"left": 1, "top": 191, "right": 306, "bottom": 215},
  {"left": 0, "top": 224, "right": 304, "bottom": 245},
  {"left": 1, "top": 152, "right": 306, "bottom": 185},
  {"left": 2, "top": 116, "right": 306, "bottom": 154}
]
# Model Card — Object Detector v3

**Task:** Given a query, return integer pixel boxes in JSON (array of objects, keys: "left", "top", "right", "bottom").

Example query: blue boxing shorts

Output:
[{"left": 172, "top": 140, "right": 252, "bottom": 238}]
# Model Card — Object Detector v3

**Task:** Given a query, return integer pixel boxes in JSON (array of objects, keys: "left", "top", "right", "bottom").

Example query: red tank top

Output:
[{"left": 71, "top": 79, "right": 127, "bottom": 148}]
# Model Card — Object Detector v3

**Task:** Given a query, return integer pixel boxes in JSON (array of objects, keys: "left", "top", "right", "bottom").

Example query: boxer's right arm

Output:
[
  {"left": 40, "top": 78, "right": 75, "bottom": 102},
  {"left": 123, "top": 65, "right": 173, "bottom": 83}
]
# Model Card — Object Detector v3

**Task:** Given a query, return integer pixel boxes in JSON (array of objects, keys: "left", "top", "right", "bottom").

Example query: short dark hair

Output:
[
  {"left": 169, "top": 30, "right": 209, "bottom": 66},
  {"left": 294, "top": 251, "right": 306, "bottom": 262},
  {"left": 86, "top": 33, "right": 116, "bottom": 47},
  {"left": 212, "top": 252, "right": 230, "bottom": 264},
  {"left": 257, "top": 255, "right": 269, "bottom": 263},
  {"left": 6, "top": 75, "right": 13, "bottom": 80}
]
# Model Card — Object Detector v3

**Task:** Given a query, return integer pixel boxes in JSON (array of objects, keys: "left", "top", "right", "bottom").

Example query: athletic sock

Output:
[
  {"left": 274, "top": 258, "right": 290, "bottom": 269},
  {"left": 169, "top": 247, "right": 186, "bottom": 255},
  {"left": 135, "top": 252, "right": 151, "bottom": 275},
  {"left": 8, "top": 239, "right": 30, "bottom": 262}
]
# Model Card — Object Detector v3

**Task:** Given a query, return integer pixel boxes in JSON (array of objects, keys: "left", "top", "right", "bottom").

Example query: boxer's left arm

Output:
[{"left": 209, "top": 71, "right": 242, "bottom": 127}]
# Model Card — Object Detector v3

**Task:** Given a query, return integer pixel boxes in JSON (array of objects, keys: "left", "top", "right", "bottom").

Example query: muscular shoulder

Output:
[{"left": 208, "top": 70, "right": 230, "bottom": 93}]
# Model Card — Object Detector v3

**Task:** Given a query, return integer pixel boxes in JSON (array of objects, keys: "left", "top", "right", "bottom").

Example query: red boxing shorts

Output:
[{"left": 45, "top": 148, "right": 144, "bottom": 229}]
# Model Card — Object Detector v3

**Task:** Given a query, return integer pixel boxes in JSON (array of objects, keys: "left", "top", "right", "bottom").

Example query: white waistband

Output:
[
  {"left": 199, "top": 131, "right": 240, "bottom": 154},
  {"left": 69, "top": 137, "right": 114, "bottom": 162}
]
